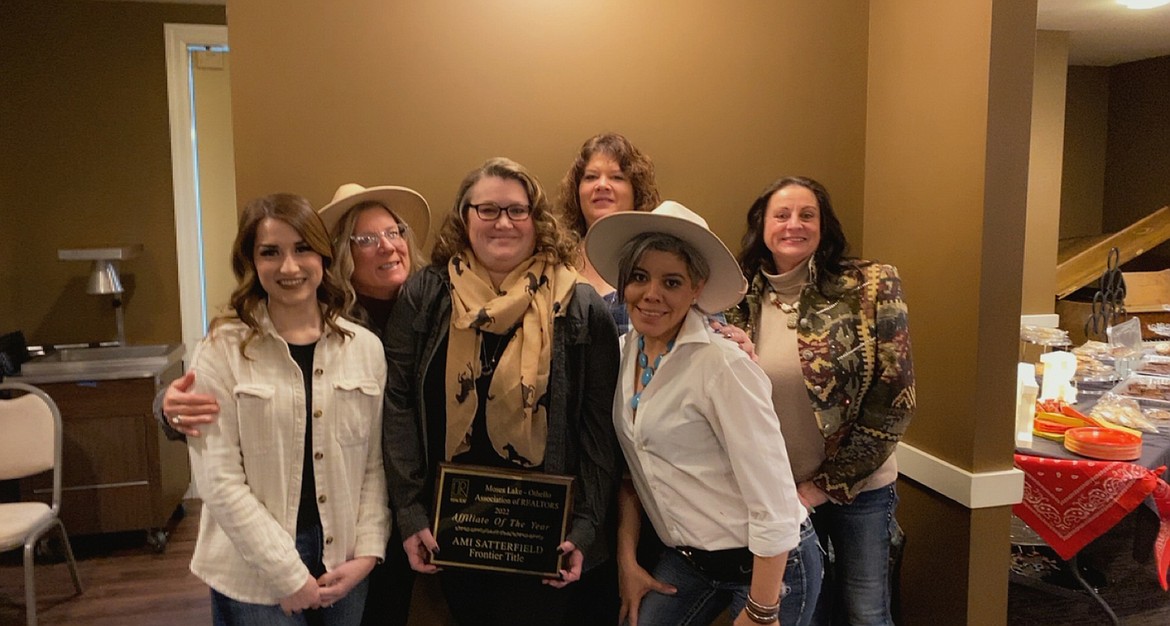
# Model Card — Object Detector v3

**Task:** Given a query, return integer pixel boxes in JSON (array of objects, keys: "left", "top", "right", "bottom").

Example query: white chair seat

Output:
[
  {"left": 0, "top": 382, "right": 83, "bottom": 626},
  {"left": 0, "top": 502, "right": 53, "bottom": 548}
]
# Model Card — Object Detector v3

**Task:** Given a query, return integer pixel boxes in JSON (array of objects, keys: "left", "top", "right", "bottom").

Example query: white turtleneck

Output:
[{"left": 757, "top": 257, "right": 825, "bottom": 483}]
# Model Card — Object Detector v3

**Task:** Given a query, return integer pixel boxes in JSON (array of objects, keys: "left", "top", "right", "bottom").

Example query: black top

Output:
[
  {"left": 356, "top": 293, "right": 394, "bottom": 339},
  {"left": 289, "top": 341, "right": 321, "bottom": 534}
]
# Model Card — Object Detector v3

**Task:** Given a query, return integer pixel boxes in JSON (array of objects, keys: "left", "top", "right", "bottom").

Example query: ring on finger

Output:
[{"left": 171, "top": 415, "right": 182, "bottom": 425}]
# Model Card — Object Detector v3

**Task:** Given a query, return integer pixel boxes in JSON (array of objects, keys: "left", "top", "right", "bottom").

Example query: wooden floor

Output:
[
  {"left": 0, "top": 500, "right": 455, "bottom": 626},
  {"left": 0, "top": 500, "right": 210, "bottom": 625},
  {"left": 11, "top": 499, "right": 1166, "bottom": 625}
]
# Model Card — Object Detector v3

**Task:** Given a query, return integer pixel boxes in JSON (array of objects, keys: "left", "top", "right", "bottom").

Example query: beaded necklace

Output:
[
  {"left": 631, "top": 335, "right": 675, "bottom": 411},
  {"left": 768, "top": 292, "right": 799, "bottom": 329}
]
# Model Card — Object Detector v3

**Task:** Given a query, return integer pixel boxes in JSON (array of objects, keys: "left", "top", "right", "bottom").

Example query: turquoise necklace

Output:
[{"left": 631, "top": 335, "right": 675, "bottom": 411}]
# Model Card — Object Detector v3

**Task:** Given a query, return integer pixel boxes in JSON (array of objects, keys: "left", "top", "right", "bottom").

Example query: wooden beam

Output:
[{"left": 1056, "top": 206, "right": 1170, "bottom": 299}]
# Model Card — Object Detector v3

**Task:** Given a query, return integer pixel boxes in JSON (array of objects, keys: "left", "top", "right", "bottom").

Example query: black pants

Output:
[
  {"left": 361, "top": 528, "right": 416, "bottom": 626},
  {"left": 440, "top": 568, "right": 571, "bottom": 626},
  {"left": 565, "top": 559, "right": 620, "bottom": 626}
]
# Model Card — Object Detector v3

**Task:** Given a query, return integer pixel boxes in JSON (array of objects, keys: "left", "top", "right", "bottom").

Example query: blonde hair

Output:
[{"left": 330, "top": 201, "right": 426, "bottom": 318}]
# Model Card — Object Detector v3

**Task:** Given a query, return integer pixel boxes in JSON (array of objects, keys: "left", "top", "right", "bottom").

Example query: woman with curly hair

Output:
[
  {"left": 383, "top": 157, "right": 621, "bottom": 625},
  {"left": 557, "top": 132, "right": 660, "bottom": 334},
  {"left": 186, "top": 193, "right": 389, "bottom": 624}
]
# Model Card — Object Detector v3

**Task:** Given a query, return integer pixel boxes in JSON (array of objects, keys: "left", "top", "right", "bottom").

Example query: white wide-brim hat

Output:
[
  {"left": 317, "top": 183, "right": 431, "bottom": 242},
  {"left": 584, "top": 200, "right": 747, "bottom": 314}
]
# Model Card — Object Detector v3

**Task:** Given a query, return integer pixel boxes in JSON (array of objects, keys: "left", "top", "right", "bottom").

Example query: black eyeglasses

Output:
[
  {"left": 468, "top": 203, "right": 532, "bottom": 222},
  {"left": 350, "top": 225, "right": 408, "bottom": 249}
]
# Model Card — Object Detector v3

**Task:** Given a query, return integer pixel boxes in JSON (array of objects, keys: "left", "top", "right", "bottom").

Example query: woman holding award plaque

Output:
[
  {"left": 584, "top": 201, "right": 820, "bottom": 626},
  {"left": 382, "top": 157, "right": 621, "bottom": 625}
]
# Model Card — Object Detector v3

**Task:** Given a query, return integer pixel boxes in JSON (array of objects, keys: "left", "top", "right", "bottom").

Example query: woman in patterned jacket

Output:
[{"left": 726, "top": 176, "right": 915, "bottom": 626}]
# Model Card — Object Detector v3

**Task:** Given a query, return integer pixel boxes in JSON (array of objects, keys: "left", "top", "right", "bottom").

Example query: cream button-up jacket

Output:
[{"left": 187, "top": 307, "right": 389, "bottom": 604}]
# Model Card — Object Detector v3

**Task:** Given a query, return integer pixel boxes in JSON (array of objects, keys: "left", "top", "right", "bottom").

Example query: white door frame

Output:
[{"left": 164, "top": 23, "right": 228, "bottom": 361}]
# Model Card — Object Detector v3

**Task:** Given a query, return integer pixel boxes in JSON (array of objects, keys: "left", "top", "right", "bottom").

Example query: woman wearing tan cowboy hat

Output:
[
  {"left": 585, "top": 201, "right": 820, "bottom": 626},
  {"left": 157, "top": 183, "right": 431, "bottom": 626},
  {"left": 381, "top": 157, "right": 621, "bottom": 625}
]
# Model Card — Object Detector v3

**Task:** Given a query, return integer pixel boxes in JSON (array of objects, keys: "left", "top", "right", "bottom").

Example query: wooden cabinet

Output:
[{"left": 20, "top": 363, "right": 189, "bottom": 548}]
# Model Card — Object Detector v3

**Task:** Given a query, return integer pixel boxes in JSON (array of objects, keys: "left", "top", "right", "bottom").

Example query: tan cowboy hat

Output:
[
  {"left": 317, "top": 183, "right": 431, "bottom": 242},
  {"left": 584, "top": 200, "right": 747, "bottom": 314}
]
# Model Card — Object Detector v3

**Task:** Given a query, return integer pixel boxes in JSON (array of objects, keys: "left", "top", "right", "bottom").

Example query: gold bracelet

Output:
[
  {"left": 743, "top": 604, "right": 779, "bottom": 624},
  {"left": 746, "top": 594, "right": 781, "bottom": 613},
  {"left": 744, "top": 595, "right": 780, "bottom": 624}
]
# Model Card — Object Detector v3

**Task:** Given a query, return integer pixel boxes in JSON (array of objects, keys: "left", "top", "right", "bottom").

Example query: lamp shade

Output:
[{"left": 87, "top": 260, "right": 123, "bottom": 295}]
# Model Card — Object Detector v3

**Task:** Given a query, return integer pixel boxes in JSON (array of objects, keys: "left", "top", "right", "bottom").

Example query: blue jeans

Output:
[
  {"left": 211, "top": 524, "right": 369, "bottom": 626},
  {"left": 633, "top": 518, "right": 821, "bottom": 626},
  {"left": 811, "top": 483, "right": 899, "bottom": 626}
]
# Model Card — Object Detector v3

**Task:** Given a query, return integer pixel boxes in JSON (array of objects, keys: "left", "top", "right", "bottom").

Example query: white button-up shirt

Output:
[
  {"left": 615, "top": 308, "right": 805, "bottom": 557},
  {"left": 187, "top": 307, "right": 389, "bottom": 604}
]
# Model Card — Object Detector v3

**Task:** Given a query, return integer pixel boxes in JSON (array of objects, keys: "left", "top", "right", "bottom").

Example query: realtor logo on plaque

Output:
[{"left": 432, "top": 463, "right": 574, "bottom": 577}]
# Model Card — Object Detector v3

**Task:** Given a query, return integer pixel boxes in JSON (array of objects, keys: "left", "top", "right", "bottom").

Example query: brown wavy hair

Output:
[
  {"left": 557, "top": 132, "right": 660, "bottom": 237},
  {"left": 431, "top": 157, "right": 578, "bottom": 268},
  {"left": 213, "top": 193, "right": 353, "bottom": 355}
]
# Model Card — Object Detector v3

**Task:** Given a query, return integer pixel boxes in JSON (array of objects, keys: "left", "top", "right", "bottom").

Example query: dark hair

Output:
[
  {"left": 556, "top": 132, "right": 661, "bottom": 237},
  {"left": 615, "top": 233, "right": 709, "bottom": 302},
  {"left": 431, "top": 157, "right": 577, "bottom": 267},
  {"left": 214, "top": 193, "right": 352, "bottom": 354},
  {"left": 738, "top": 176, "right": 851, "bottom": 294}
]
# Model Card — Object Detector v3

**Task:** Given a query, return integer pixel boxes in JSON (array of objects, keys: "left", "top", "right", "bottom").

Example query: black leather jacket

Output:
[{"left": 381, "top": 265, "right": 621, "bottom": 567}]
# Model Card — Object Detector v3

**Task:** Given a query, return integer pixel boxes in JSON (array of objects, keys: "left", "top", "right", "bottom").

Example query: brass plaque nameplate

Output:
[{"left": 431, "top": 463, "right": 573, "bottom": 576}]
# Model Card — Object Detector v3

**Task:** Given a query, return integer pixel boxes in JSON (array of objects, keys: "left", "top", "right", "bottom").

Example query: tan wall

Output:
[
  {"left": 228, "top": 1, "right": 1041, "bottom": 624},
  {"left": 867, "top": 0, "right": 1036, "bottom": 623},
  {"left": 226, "top": 0, "right": 870, "bottom": 254},
  {"left": 1104, "top": 55, "right": 1170, "bottom": 263},
  {"left": 1060, "top": 66, "right": 1108, "bottom": 239},
  {"left": 1021, "top": 31, "right": 1069, "bottom": 315},
  {"left": 0, "top": 0, "right": 226, "bottom": 346}
]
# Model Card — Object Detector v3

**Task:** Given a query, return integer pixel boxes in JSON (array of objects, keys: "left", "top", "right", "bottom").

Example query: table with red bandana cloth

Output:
[{"left": 1014, "top": 422, "right": 1170, "bottom": 590}]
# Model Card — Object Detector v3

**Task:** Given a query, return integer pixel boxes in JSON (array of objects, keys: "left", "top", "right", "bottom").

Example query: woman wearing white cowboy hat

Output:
[
  {"left": 157, "top": 183, "right": 431, "bottom": 626},
  {"left": 585, "top": 201, "right": 821, "bottom": 626}
]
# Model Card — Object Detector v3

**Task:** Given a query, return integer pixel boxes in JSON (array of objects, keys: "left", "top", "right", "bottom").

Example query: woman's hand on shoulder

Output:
[
  {"left": 542, "top": 540, "right": 584, "bottom": 588},
  {"left": 710, "top": 320, "right": 757, "bottom": 362},
  {"left": 317, "top": 556, "right": 377, "bottom": 606},
  {"left": 162, "top": 371, "right": 221, "bottom": 437},
  {"left": 618, "top": 558, "right": 677, "bottom": 626},
  {"left": 402, "top": 528, "right": 441, "bottom": 574}
]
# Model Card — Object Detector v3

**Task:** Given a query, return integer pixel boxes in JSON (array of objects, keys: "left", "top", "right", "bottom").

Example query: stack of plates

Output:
[
  {"left": 1063, "top": 427, "right": 1142, "bottom": 461},
  {"left": 1148, "top": 322, "right": 1170, "bottom": 338}
]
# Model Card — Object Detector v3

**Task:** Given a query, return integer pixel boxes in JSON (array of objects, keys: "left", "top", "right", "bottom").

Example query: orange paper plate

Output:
[
  {"left": 1065, "top": 427, "right": 1142, "bottom": 446},
  {"left": 1063, "top": 427, "right": 1142, "bottom": 461}
]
